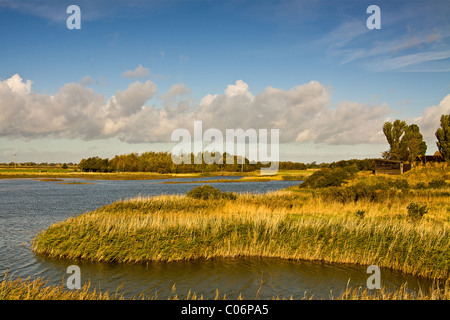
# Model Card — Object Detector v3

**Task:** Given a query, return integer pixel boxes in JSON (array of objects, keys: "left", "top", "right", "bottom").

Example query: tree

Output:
[
  {"left": 382, "top": 120, "right": 426, "bottom": 163},
  {"left": 382, "top": 120, "right": 407, "bottom": 160},
  {"left": 399, "top": 124, "right": 427, "bottom": 164},
  {"left": 436, "top": 114, "right": 450, "bottom": 162}
]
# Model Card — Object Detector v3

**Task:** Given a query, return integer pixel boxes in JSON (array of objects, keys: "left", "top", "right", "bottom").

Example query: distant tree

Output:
[
  {"left": 77, "top": 151, "right": 310, "bottom": 174},
  {"left": 79, "top": 156, "right": 107, "bottom": 172},
  {"left": 61, "top": 163, "right": 68, "bottom": 169},
  {"left": 436, "top": 114, "right": 450, "bottom": 162}
]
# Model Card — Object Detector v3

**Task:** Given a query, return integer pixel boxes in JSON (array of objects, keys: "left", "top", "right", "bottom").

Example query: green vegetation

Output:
[
  {"left": 406, "top": 202, "right": 428, "bottom": 221},
  {"left": 319, "top": 177, "right": 410, "bottom": 204},
  {"left": 382, "top": 120, "right": 427, "bottom": 163},
  {"left": 436, "top": 114, "right": 450, "bottom": 162},
  {"left": 186, "top": 185, "right": 237, "bottom": 200},
  {"left": 77, "top": 152, "right": 375, "bottom": 174},
  {"left": 299, "top": 166, "right": 358, "bottom": 188},
  {"left": 78, "top": 152, "right": 308, "bottom": 174}
]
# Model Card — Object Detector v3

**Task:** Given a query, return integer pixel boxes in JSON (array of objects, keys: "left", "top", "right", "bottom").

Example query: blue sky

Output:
[{"left": 0, "top": 0, "right": 449, "bottom": 163}]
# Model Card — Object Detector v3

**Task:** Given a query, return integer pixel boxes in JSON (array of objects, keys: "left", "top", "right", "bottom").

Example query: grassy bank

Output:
[{"left": 32, "top": 166, "right": 450, "bottom": 281}]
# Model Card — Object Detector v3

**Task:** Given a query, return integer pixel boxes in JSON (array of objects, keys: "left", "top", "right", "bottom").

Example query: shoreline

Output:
[{"left": 0, "top": 169, "right": 312, "bottom": 182}]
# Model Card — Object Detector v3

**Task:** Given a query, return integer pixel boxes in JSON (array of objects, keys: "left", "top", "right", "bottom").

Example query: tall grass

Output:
[
  {"left": 336, "top": 281, "right": 450, "bottom": 300},
  {"left": 0, "top": 273, "right": 119, "bottom": 300},
  {"left": 2, "top": 274, "right": 449, "bottom": 300}
]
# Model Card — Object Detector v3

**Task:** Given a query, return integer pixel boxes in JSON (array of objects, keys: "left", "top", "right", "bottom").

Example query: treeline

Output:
[
  {"left": 80, "top": 152, "right": 266, "bottom": 173},
  {"left": 78, "top": 152, "right": 375, "bottom": 174},
  {"left": 1, "top": 162, "right": 77, "bottom": 167}
]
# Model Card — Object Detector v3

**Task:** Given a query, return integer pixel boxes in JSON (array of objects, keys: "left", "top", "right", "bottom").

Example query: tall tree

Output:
[
  {"left": 383, "top": 120, "right": 427, "bottom": 163},
  {"left": 436, "top": 114, "right": 450, "bottom": 162},
  {"left": 382, "top": 120, "right": 407, "bottom": 160},
  {"left": 399, "top": 124, "right": 427, "bottom": 164}
]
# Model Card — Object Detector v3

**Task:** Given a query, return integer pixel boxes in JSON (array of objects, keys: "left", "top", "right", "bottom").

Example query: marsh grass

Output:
[
  {"left": 336, "top": 280, "right": 450, "bottom": 300},
  {"left": 2, "top": 273, "right": 449, "bottom": 300},
  {"left": 0, "top": 273, "right": 119, "bottom": 300}
]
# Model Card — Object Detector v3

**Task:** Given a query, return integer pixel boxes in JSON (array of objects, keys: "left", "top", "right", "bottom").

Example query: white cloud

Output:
[
  {"left": 79, "top": 75, "right": 95, "bottom": 86},
  {"left": 225, "top": 80, "right": 254, "bottom": 99},
  {"left": 160, "top": 83, "right": 191, "bottom": 101},
  {"left": 3, "top": 73, "right": 32, "bottom": 95},
  {"left": 410, "top": 94, "right": 450, "bottom": 140},
  {"left": 369, "top": 50, "right": 450, "bottom": 72},
  {"left": 4, "top": 73, "right": 444, "bottom": 148},
  {"left": 122, "top": 64, "right": 151, "bottom": 78},
  {"left": 295, "top": 101, "right": 391, "bottom": 145},
  {"left": 318, "top": 19, "right": 369, "bottom": 49},
  {"left": 107, "top": 80, "right": 157, "bottom": 117}
]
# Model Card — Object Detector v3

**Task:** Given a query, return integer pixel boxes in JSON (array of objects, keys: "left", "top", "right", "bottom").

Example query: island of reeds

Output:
[{"left": 31, "top": 164, "right": 450, "bottom": 283}]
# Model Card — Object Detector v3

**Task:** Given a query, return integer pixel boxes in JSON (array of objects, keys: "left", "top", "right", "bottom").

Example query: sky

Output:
[{"left": 0, "top": 0, "right": 449, "bottom": 164}]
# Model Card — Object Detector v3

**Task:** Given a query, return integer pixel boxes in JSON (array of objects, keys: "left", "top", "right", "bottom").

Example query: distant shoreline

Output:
[{"left": 0, "top": 168, "right": 313, "bottom": 181}]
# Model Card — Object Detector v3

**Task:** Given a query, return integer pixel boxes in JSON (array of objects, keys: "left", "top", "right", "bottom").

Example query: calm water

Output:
[{"left": 0, "top": 177, "right": 434, "bottom": 299}]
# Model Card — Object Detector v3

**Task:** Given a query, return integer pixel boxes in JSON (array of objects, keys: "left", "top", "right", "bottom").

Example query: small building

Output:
[
  {"left": 374, "top": 159, "right": 404, "bottom": 175},
  {"left": 415, "top": 154, "right": 444, "bottom": 165}
]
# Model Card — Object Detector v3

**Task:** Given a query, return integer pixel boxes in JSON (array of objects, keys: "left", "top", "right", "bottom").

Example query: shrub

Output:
[
  {"left": 407, "top": 202, "right": 428, "bottom": 220},
  {"left": 390, "top": 179, "right": 410, "bottom": 190},
  {"left": 428, "top": 179, "right": 447, "bottom": 189},
  {"left": 186, "top": 185, "right": 237, "bottom": 201},
  {"left": 299, "top": 167, "right": 356, "bottom": 189},
  {"left": 321, "top": 180, "right": 408, "bottom": 204},
  {"left": 355, "top": 210, "right": 365, "bottom": 219},
  {"left": 415, "top": 182, "right": 427, "bottom": 189}
]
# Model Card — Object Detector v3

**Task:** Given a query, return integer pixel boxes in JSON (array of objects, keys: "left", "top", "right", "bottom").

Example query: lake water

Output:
[{"left": 0, "top": 177, "right": 434, "bottom": 299}]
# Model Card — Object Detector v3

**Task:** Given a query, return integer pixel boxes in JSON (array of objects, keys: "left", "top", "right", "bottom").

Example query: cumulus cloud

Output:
[
  {"left": 79, "top": 75, "right": 95, "bottom": 86},
  {"left": 107, "top": 80, "right": 157, "bottom": 117},
  {"left": 410, "top": 94, "right": 450, "bottom": 140},
  {"left": 0, "top": 73, "right": 416, "bottom": 146},
  {"left": 122, "top": 64, "right": 151, "bottom": 78},
  {"left": 160, "top": 83, "right": 191, "bottom": 101}
]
